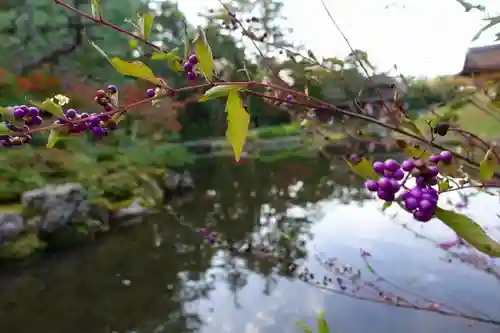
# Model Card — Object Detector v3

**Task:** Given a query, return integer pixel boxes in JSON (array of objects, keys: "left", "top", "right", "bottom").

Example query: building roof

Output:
[{"left": 459, "top": 44, "right": 500, "bottom": 76}]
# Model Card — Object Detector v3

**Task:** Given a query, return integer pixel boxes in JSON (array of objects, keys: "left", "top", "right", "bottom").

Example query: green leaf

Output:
[
  {"left": 317, "top": 312, "right": 330, "bottom": 333},
  {"left": 0, "top": 122, "right": 11, "bottom": 135},
  {"left": 109, "top": 58, "right": 160, "bottom": 84},
  {"left": 479, "top": 149, "right": 496, "bottom": 181},
  {"left": 382, "top": 201, "right": 392, "bottom": 211},
  {"left": 296, "top": 321, "right": 313, "bottom": 333},
  {"left": 344, "top": 157, "right": 379, "bottom": 180},
  {"left": 225, "top": 91, "right": 250, "bottom": 161},
  {"left": 46, "top": 128, "right": 63, "bottom": 148},
  {"left": 90, "top": 0, "right": 103, "bottom": 19},
  {"left": 199, "top": 85, "right": 244, "bottom": 102},
  {"left": 435, "top": 207, "right": 500, "bottom": 257},
  {"left": 438, "top": 179, "right": 451, "bottom": 192},
  {"left": 193, "top": 26, "right": 214, "bottom": 81},
  {"left": 138, "top": 12, "right": 155, "bottom": 40},
  {"left": 30, "top": 98, "right": 64, "bottom": 117}
]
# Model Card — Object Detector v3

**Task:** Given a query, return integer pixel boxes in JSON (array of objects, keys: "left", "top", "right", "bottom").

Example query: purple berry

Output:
[
  {"left": 422, "top": 187, "right": 438, "bottom": 199},
  {"left": 384, "top": 159, "right": 400, "bottom": 172},
  {"left": 383, "top": 169, "right": 393, "bottom": 178},
  {"left": 410, "top": 187, "right": 422, "bottom": 199},
  {"left": 439, "top": 151, "right": 452, "bottom": 164},
  {"left": 377, "top": 189, "right": 395, "bottom": 201},
  {"left": 377, "top": 177, "right": 392, "bottom": 191},
  {"left": 404, "top": 197, "right": 418, "bottom": 210},
  {"left": 428, "top": 154, "right": 440, "bottom": 164},
  {"left": 365, "top": 180, "right": 379, "bottom": 192},
  {"left": 390, "top": 179, "right": 401, "bottom": 193},
  {"left": 401, "top": 159, "right": 414, "bottom": 172},
  {"left": 416, "top": 176, "right": 426, "bottom": 188},
  {"left": 65, "top": 109, "right": 77, "bottom": 119},
  {"left": 27, "top": 107, "right": 39, "bottom": 117},
  {"left": 188, "top": 54, "right": 198, "bottom": 65},
  {"left": 427, "top": 165, "right": 439, "bottom": 177},
  {"left": 373, "top": 161, "right": 385, "bottom": 174},
  {"left": 419, "top": 199, "right": 434, "bottom": 211},
  {"left": 413, "top": 209, "right": 433, "bottom": 222},
  {"left": 392, "top": 169, "right": 405, "bottom": 180},
  {"left": 13, "top": 108, "right": 26, "bottom": 119},
  {"left": 146, "top": 88, "right": 155, "bottom": 98},
  {"left": 187, "top": 71, "right": 196, "bottom": 81},
  {"left": 91, "top": 126, "right": 106, "bottom": 137},
  {"left": 184, "top": 62, "right": 193, "bottom": 72},
  {"left": 107, "top": 85, "right": 118, "bottom": 93},
  {"left": 31, "top": 116, "right": 43, "bottom": 126},
  {"left": 86, "top": 116, "right": 100, "bottom": 127}
]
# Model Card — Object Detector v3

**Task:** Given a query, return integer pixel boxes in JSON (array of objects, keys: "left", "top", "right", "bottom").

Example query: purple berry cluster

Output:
[
  {"left": 13, "top": 105, "right": 43, "bottom": 127},
  {"left": 0, "top": 105, "right": 42, "bottom": 147},
  {"left": 52, "top": 108, "right": 117, "bottom": 138},
  {"left": 365, "top": 151, "right": 453, "bottom": 222},
  {"left": 365, "top": 159, "right": 404, "bottom": 202},
  {"left": 183, "top": 54, "right": 198, "bottom": 81}
]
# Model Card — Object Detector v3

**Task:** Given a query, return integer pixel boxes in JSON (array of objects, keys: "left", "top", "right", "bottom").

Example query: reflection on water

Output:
[{"left": 0, "top": 156, "right": 499, "bottom": 333}]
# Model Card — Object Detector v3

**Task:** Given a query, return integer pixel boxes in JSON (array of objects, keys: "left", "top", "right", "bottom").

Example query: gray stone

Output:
[
  {"left": 180, "top": 171, "right": 194, "bottom": 189},
  {"left": 0, "top": 213, "right": 24, "bottom": 242},
  {"left": 22, "top": 183, "right": 89, "bottom": 234},
  {"left": 110, "top": 200, "right": 151, "bottom": 227},
  {"left": 163, "top": 170, "right": 182, "bottom": 190}
]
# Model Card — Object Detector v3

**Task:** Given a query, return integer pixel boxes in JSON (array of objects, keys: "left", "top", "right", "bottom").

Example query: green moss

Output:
[
  {"left": 0, "top": 233, "right": 45, "bottom": 260},
  {"left": 0, "top": 204, "right": 23, "bottom": 213}
]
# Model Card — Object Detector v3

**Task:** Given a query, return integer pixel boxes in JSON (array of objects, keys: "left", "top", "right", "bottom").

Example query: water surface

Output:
[{"left": 0, "top": 156, "right": 499, "bottom": 333}]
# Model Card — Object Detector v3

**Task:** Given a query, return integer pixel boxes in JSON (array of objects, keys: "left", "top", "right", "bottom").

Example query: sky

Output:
[{"left": 175, "top": 0, "right": 500, "bottom": 78}]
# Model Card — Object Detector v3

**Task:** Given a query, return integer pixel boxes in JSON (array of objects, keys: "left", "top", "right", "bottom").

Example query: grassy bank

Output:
[{"left": 0, "top": 140, "right": 195, "bottom": 205}]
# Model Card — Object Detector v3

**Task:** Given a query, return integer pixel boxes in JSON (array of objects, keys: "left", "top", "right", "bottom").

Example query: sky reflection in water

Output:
[{"left": 185, "top": 190, "right": 500, "bottom": 333}]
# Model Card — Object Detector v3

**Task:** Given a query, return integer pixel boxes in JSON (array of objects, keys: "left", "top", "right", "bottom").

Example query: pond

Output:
[{"left": 0, "top": 155, "right": 499, "bottom": 333}]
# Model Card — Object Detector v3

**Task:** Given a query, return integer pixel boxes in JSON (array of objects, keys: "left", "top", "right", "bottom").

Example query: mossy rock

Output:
[
  {"left": 101, "top": 172, "right": 140, "bottom": 202},
  {"left": 0, "top": 233, "right": 45, "bottom": 260}
]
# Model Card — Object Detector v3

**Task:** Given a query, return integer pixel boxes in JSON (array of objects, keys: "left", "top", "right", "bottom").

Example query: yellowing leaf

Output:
[
  {"left": 129, "top": 39, "right": 138, "bottom": 49},
  {"left": 296, "top": 321, "right": 313, "bottom": 333},
  {"left": 0, "top": 107, "right": 15, "bottom": 122},
  {"left": 46, "top": 128, "right": 63, "bottom": 148},
  {"left": 0, "top": 122, "right": 11, "bottom": 135},
  {"left": 193, "top": 26, "right": 214, "bottom": 81},
  {"left": 88, "top": 39, "right": 109, "bottom": 59},
  {"left": 400, "top": 117, "right": 425, "bottom": 138},
  {"left": 30, "top": 98, "right": 64, "bottom": 117},
  {"left": 395, "top": 139, "right": 431, "bottom": 160},
  {"left": 438, "top": 179, "right": 451, "bottom": 192},
  {"left": 150, "top": 51, "right": 184, "bottom": 72},
  {"left": 138, "top": 12, "right": 155, "bottom": 40},
  {"left": 151, "top": 51, "right": 180, "bottom": 61},
  {"left": 435, "top": 207, "right": 500, "bottom": 257},
  {"left": 344, "top": 157, "right": 379, "bottom": 180},
  {"left": 479, "top": 149, "right": 496, "bottom": 181},
  {"left": 109, "top": 58, "right": 160, "bottom": 84},
  {"left": 90, "top": 0, "right": 103, "bottom": 19},
  {"left": 317, "top": 312, "right": 330, "bottom": 333},
  {"left": 200, "top": 85, "right": 244, "bottom": 102},
  {"left": 225, "top": 91, "right": 250, "bottom": 161}
]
